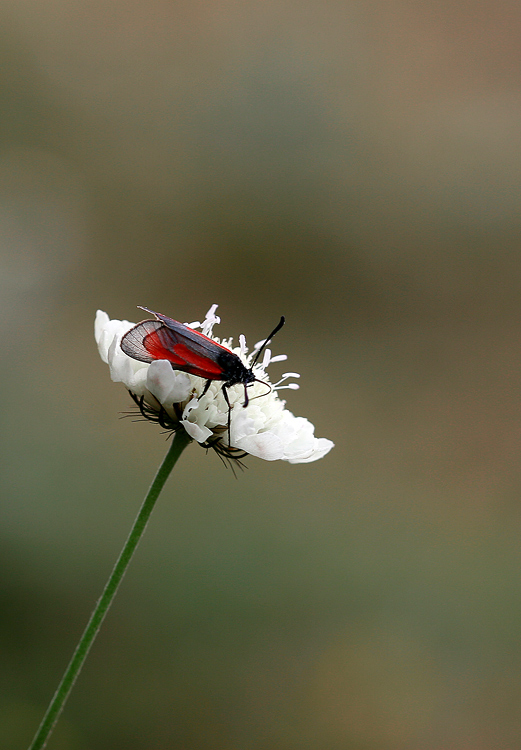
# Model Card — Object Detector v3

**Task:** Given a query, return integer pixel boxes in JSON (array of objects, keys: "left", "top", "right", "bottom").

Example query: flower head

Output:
[{"left": 95, "top": 306, "right": 334, "bottom": 464}]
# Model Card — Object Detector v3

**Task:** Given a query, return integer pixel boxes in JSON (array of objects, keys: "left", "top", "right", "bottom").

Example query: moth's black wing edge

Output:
[
  {"left": 138, "top": 305, "right": 160, "bottom": 318},
  {"left": 137, "top": 306, "right": 182, "bottom": 329},
  {"left": 121, "top": 320, "right": 163, "bottom": 363}
]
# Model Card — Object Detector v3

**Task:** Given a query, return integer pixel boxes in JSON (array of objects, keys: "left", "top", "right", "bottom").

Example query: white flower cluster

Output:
[{"left": 95, "top": 306, "right": 334, "bottom": 464}]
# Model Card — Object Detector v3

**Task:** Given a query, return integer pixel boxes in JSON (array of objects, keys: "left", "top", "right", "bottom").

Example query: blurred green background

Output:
[{"left": 2, "top": 1, "right": 521, "bottom": 748}]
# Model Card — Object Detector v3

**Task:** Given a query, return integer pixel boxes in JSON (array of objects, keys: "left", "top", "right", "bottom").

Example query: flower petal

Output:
[
  {"left": 146, "top": 360, "right": 192, "bottom": 405},
  {"left": 181, "top": 419, "right": 213, "bottom": 443},
  {"left": 235, "top": 433, "right": 285, "bottom": 461},
  {"left": 286, "top": 438, "right": 335, "bottom": 463}
]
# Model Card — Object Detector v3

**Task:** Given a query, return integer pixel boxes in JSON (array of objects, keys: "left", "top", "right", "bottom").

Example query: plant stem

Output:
[{"left": 28, "top": 429, "right": 192, "bottom": 750}]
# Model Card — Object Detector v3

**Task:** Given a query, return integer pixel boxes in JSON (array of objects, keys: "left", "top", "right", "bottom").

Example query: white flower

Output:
[{"left": 95, "top": 306, "right": 334, "bottom": 464}]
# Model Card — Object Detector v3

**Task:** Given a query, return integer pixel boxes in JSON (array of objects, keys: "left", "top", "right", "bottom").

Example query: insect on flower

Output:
[
  {"left": 96, "top": 305, "right": 334, "bottom": 463},
  {"left": 120, "top": 306, "right": 285, "bottom": 440}
]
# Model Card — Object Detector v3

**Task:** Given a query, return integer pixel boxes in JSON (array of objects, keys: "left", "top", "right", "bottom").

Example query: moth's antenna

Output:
[{"left": 251, "top": 316, "right": 285, "bottom": 368}]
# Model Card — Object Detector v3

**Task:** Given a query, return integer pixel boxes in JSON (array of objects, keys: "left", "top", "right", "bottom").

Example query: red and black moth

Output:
[{"left": 121, "top": 306, "right": 285, "bottom": 438}]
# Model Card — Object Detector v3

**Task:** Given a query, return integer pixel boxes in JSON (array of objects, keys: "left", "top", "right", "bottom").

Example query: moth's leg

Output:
[
  {"left": 222, "top": 385, "right": 232, "bottom": 445},
  {"left": 201, "top": 379, "right": 212, "bottom": 397}
]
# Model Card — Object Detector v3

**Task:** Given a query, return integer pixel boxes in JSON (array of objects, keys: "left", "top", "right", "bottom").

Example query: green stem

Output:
[{"left": 28, "top": 429, "right": 191, "bottom": 750}]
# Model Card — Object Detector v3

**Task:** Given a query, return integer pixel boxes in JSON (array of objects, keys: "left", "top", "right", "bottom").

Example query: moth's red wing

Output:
[
  {"left": 165, "top": 340, "right": 224, "bottom": 378},
  {"left": 120, "top": 320, "right": 163, "bottom": 363},
  {"left": 121, "top": 320, "right": 225, "bottom": 379},
  {"left": 142, "top": 327, "right": 194, "bottom": 367}
]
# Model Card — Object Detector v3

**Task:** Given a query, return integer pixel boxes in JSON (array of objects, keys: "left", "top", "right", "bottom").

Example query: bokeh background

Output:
[{"left": 2, "top": 1, "right": 521, "bottom": 748}]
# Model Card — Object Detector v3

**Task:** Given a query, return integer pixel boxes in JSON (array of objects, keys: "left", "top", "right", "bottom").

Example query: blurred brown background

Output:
[{"left": 2, "top": 1, "right": 521, "bottom": 748}]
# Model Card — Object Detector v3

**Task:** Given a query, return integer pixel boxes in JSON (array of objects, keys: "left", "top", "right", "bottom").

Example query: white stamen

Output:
[
  {"left": 201, "top": 304, "right": 220, "bottom": 336},
  {"left": 272, "top": 372, "right": 300, "bottom": 389},
  {"left": 261, "top": 348, "right": 272, "bottom": 369}
]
